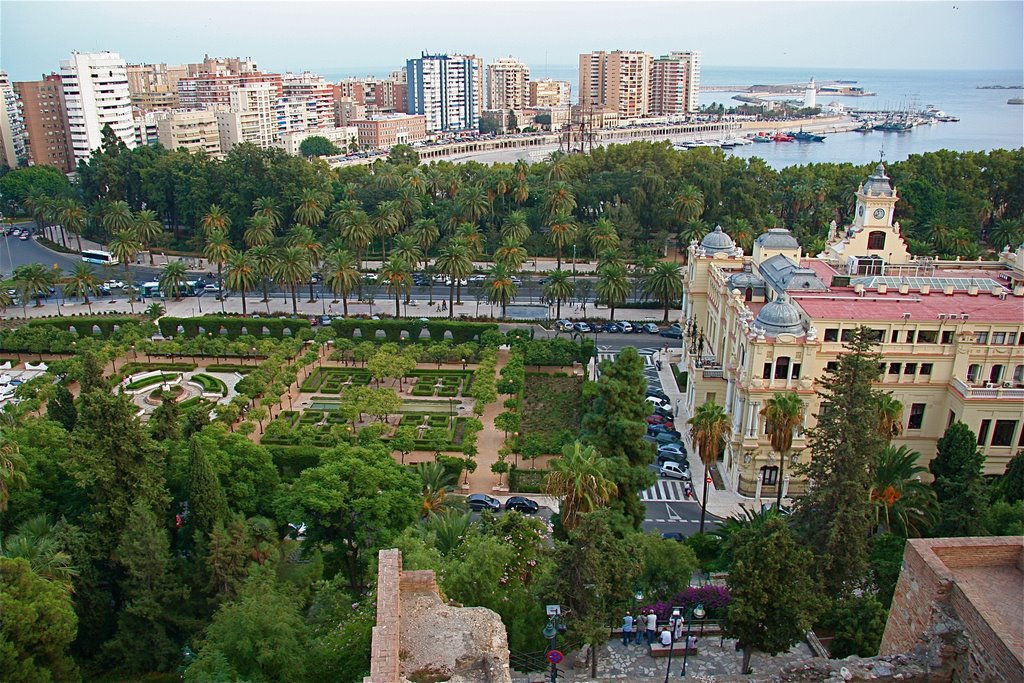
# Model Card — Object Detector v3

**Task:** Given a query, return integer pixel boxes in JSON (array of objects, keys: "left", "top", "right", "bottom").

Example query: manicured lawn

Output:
[{"left": 521, "top": 374, "right": 584, "bottom": 450}]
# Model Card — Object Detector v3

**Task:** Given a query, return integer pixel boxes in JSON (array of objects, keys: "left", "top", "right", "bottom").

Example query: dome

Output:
[
  {"left": 728, "top": 272, "right": 764, "bottom": 290},
  {"left": 700, "top": 225, "right": 735, "bottom": 254},
  {"left": 862, "top": 162, "right": 895, "bottom": 197},
  {"left": 753, "top": 300, "right": 805, "bottom": 337},
  {"left": 755, "top": 228, "right": 800, "bottom": 250}
]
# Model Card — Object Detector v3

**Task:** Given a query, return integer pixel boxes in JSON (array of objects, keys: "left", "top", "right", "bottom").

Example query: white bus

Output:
[{"left": 81, "top": 250, "right": 119, "bottom": 266}]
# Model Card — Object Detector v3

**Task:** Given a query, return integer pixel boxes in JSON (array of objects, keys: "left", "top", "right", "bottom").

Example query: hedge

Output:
[
  {"left": 158, "top": 316, "right": 312, "bottom": 340},
  {"left": 508, "top": 467, "right": 547, "bottom": 494},
  {"left": 124, "top": 373, "right": 180, "bottom": 391},
  {"left": 0, "top": 316, "right": 150, "bottom": 351},
  {"left": 330, "top": 319, "right": 498, "bottom": 344},
  {"left": 192, "top": 373, "right": 228, "bottom": 395},
  {"left": 119, "top": 362, "right": 197, "bottom": 376}
]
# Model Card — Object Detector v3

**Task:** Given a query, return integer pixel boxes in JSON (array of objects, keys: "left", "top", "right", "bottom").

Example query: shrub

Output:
[
  {"left": 508, "top": 467, "right": 546, "bottom": 493},
  {"left": 124, "top": 373, "right": 180, "bottom": 391},
  {"left": 158, "top": 316, "right": 312, "bottom": 340},
  {"left": 192, "top": 373, "right": 228, "bottom": 395}
]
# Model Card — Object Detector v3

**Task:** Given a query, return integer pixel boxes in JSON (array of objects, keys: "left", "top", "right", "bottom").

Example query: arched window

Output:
[
  {"left": 989, "top": 365, "right": 1004, "bottom": 384},
  {"left": 744, "top": 287, "right": 753, "bottom": 302},
  {"left": 867, "top": 231, "right": 886, "bottom": 250},
  {"left": 1013, "top": 365, "right": 1024, "bottom": 384},
  {"left": 774, "top": 356, "right": 791, "bottom": 380},
  {"left": 967, "top": 364, "right": 980, "bottom": 383}
]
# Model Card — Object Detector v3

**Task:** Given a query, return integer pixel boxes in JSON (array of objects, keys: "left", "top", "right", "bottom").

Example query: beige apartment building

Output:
[
  {"left": 486, "top": 57, "right": 530, "bottom": 110},
  {"left": 14, "top": 74, "right": 74, "bottom": 173},
  {"left": 579, "top": 50, "right": 653, "bottom": 120},
  {"left": 529, "top": 79, "right": 571, "bottom": 108},
  {"left": 127, "top": 62, "right": 188, "bottom": 111},
  {"left": 651, "top": 51, "right": 701, "bottom": 115},
  {"left": 157, "top": 110, "right": 220, "bottom": 156},
  {"left": 679, "top": 164, "right": 1024, "bottom": 502},
  {"left": 281, "top": 72, "right": 335, "bottom": 128},
  {"left": 352, "top": 114, "right": 426, "bottom": 149},
  {"left": 215, "top": 82, "right": 277, "bottom": 151}
]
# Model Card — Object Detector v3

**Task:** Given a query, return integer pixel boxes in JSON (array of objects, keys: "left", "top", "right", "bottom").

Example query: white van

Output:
[{"left": 660, "top": 461, "right": 690, "bottom": 480}]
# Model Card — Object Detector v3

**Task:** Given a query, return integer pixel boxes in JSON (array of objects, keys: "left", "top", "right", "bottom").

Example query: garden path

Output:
[{"left": 466, "top": 347, "right": 508, "bottom": 493}]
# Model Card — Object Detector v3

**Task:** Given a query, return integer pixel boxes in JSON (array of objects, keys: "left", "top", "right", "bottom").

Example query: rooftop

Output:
[{"left": 793, "top": 289, "right": 1024, "bottom": 323}]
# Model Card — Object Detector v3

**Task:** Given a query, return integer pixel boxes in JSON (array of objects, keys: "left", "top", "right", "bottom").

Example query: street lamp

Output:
[
  {"left": 448, "top": 397, "right": 455, "bottom": 428},
  {"left": 571, "top": 244, "right": 577, "bottom": 284},
  {"left": 665, "top": 607, "right": 683, "bottom": 683},
  {"left": 680, "top": 602, "right": 706, "bottom": 677}
]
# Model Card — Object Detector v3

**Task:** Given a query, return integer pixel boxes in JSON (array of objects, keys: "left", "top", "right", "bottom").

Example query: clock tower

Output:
[{"left": 852, "top": 162, "right": 899, "bottom": 230}]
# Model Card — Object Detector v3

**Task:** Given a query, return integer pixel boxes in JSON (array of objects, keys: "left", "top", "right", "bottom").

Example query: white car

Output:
[
  {"left": 104, "top": 280, "right": 126, "bottom": 290},
  {"left": 646, "top": 395, "right": 669, "bottom": 410},
  {"left": 203, "top": 283, "right": 220, "bottom": 292},
  {"left": 660, "top": 461, "right": 690, "bottom": 480}
]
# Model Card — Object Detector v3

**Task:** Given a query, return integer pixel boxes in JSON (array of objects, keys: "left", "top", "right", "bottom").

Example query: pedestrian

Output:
[
  {"left": 621, "top": 613, "right": 633, "bottom": 647},
  {"left": 635, "top": 611, "right": 645, "bottom": 645},
  {"left": 659, "top": 626, "right": 672, "bottom": 647},
  {"left": 646, "top": 610, "right": 657, "bottom": 646}
]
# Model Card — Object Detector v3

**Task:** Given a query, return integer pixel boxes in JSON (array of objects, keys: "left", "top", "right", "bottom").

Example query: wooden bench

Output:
[{"left": 648, "top": 643, "right": 698, "bottom": 658}]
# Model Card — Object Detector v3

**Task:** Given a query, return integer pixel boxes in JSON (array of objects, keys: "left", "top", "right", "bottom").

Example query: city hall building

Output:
[{"left": 678, "top": 163, "right": 1024, "bottom": 500}]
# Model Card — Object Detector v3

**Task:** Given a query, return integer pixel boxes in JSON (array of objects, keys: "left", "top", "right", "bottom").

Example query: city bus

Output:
[
  {"left": 140, "top": 280, "right": 200, "bottom": 298},
  {"left": 81, "top": 250, "right": 119, "bottom": 266}
]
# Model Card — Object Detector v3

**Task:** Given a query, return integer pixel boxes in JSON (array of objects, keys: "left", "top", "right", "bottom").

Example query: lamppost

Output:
[
  {"left": 448, "top": 397, "right": 455, "bottom": 428},
  {"left": 680, "top": 602, "right": 706, "bottom": 677},
  {"left": 543, "top": 607, "right": 565, "bottom": 683},
  {"left": 571, "top": 244, "right": 577, "bottom": 284},
  {"left": 665, "top": 607, "right": 683, "bottom": 683}
]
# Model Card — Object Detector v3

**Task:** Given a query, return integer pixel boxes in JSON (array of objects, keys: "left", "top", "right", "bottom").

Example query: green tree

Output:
[
  {"left": 689, "top": 400, "right": 730, "bottom": 533},
  {"left": 11, "top": 262, "right": 55, "bottom": 312},
  {"left": 134, "top": 209, "right": 163, "bottom": 265},
  {"left": 379, "top": 256, "right": 412, "bottom": 317},
  {"left": 323, "top": 248, "right": 360, "bottom": 317},
  {"left": 547, "top": 212, "right": 577, "bottom": 269},
  {"left": 102, "top": 199, "right": 134, "bottom": 234},
  {"left": 54, "top": 197, "right": 88, "bottom": 253},
  {"left": 642, "top": 261, "right": 685, "bottom": 322},
  {"left": 64, "top": 263, "right": 101, "bottom": 314},
  {"left": 200, "top": 203, "right": 231, "bottom": 237},
  {"left": 288, "top": 224, "right": 325, "bottom": 302},
  {"left": 501, "top": 210, "right": 531, "bottom": 243},
  {"left": 203, "top": 229, "right": 234, "bottom": 308},
  {"left": 485, "top": 263, "right": 518, "bottom": 318},
  {"left": 869, "top": 533, "right": 906, "bottom": 608},
  {"left": 46, "top": 385, "right": 77, "bottom": 432},
  {"left": 159, "top": 260, "right": 189, "bottom": 301},
  {"left": 150, "top": 396, "right": 181, "bottom": 441},
  {"left": 434, "top": 241, "right": 472, "bottom": 318},
  {"left": 299, "top": 135, "right": 341, "bottom": 158},
  {"left": 0, "top": 438, "right": 28, "bottom": 513},
  {"left": 189, "top": 435, "right": 229, "bottom": 538},
  {"left": 387, "top": 144, "right": 419, "bottom": 166},
  {"left": 274, "top": 246, "right": 313, "bottom": 316},
  {"left": 631, "top": 531, "right": 699, "bottom": 600},
  {"left": 543, "top": 441, "right": 618, "bottom": 533},
  {"left": 818, "top": 594, "right": 888, "bottom": 658},
  {"left": 244, "top": 214, "right": 275, "bottom": 248},
  {"left": 0, "top": 557, "right": 79, "bottom": 683},
  {"left": 108, "top": 229, "right": 142, "bottom": 311},
  {"left": 875, "top": 394, "right": 904, "bottom": 440},
  {"left": 996, "top": 450, "right": 1024, "bottom": 504},
  {"left": 795, "top": 327, "right": 885, "bottom": 596},
  {"left": 870, "top": 445, "right": 935, "bottom": 537},
  {"left": 594, "top": 263, "right": 629, "bottom": 320},
  {"left": 252, "top": 196, "right": 282, "bottom": 233},
  {"left": 224, "top": 250, "right": 258, "bottom": 315},
  {"left": 542, "top": 269, "right": 574, "bottom": 319},
  {"left": 725, "top": 517, "right": 820, "bottom": 675},
  {"left": 759, "top": 391, "right": 803, "bottom": 509},
  {"left": 929, "top": 422, "right": 988, "bottom": 536}
]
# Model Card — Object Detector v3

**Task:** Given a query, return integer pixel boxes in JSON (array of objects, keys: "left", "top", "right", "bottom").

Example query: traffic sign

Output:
[
  {"left": 706, "top": 475, "right": 713, "bottom": 483},
  {"left": 546, "top": 650, "right": 564, "bottom": 664}
]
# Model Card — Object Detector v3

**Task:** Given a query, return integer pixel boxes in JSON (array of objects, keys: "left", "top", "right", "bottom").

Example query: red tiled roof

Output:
[{"left": 793, "top": 290, "right": 1024, "bottom": 323}]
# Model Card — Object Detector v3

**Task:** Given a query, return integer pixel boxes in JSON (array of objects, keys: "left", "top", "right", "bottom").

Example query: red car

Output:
[{"left": 645, "top": 415, "right": 674, "bottom": 429}]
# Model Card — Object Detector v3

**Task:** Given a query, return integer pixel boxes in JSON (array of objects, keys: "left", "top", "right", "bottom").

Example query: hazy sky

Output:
[{"left": 1, "top": 0, "right": 1021, "bottom": 80}]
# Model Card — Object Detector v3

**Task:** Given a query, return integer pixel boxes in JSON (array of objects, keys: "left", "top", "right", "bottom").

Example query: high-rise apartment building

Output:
[
  {"left": 486, "top": 57, "right": 530, "bottom": 110},
  {"left": 0, "top": 71, "right": 27, "bottom": 168},
  {"left": 274, "top": 96, "right": 319, "bottom": 137},
  {"left": 15, "top": 74, "right": 74, "bottom": 173},
  {"left": 215, "top": 82, "right": 276, "bottom": 151},
  {"left": 651, "top": 51, "right": 701, "bottom": 115},
  {"left": 60, "top": 52, "right": 136, "bottom": 164},
  {"left": 578, "top": 50, "right": 653, "bottom": 120},
  {"left": 337, "top": 77, "right": 402, "bottom": 114},
  {"left": 127, "top": 62, "right": 188, "bottom": 111},
  {"left": 281, "top": 72, "right": 335, "bottom": 128},
  {"left": 406, "top": 53, "right": 481, "bottom": 133},
  {"left": 528, "top": 79, "right": 571, "bottom": 108},
  {"left": 157, "top": 110, "right": 221, "bottom": 156}
]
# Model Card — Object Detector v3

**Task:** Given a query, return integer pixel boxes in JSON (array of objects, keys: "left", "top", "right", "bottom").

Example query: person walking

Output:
[
  {"left": 621, "top": 613, "right": 634, "bottom": 647},
  {"left": 645, "top": 610, "right": 657, "bottom": 646}
]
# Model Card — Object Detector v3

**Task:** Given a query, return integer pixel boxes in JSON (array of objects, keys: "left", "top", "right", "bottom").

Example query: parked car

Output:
[
  {"left": 656, "top": 451, "right": 686, "bottom": 467},
  {"left": 320, "top": 315, "right": 332, "bottom": 325},
  {"left": 648, "top": 432, "right": 683, "bottom": 447},
  {"left": 104, "top": 279, "right": 126, "bottom": 290},
  {"left": 618, "top": 321, "right": 633, "bottom": 333},
  {"left": 504, "top": 496, "right": 540, "bottom": 514},
  {"left": 467, "top": 493, "right": 501, "bottom": 512},
  {"left": 659, "top": 327, "right": 683, "bottom": 339},
  {"left": 661, "top": 532, "right": 685, "bottom": 542},
  {"left": 308, "top": 317, "right": 319, "bottom": 326},
  {"left": 648, "top": 424, "right": 682, "bottom": 439},
  {"left": 659, "top": 461, "right": 690, "bottom": 480},
  {"left": 573, "top": 322, "right": 592, "bottom": 333},
  {"left": 645, "top": 395, "right": 669, "bottom": 410},
  {"left": 645, "top": 414, "right": 674, "bottom": 428},
  {"left": 646, "top": 387, "right": 670, "bottom": 400},
  {"left": 657, "top": 443, "right": 686, "bottom": 458},
  {"left": 642, "top": 323, "right": 660, "bottom": 334},
  {"left": 554, "top": 319, "right": 573, "bottom": 331},
  {"left": 653, "top": 404, "right": 674, "bottom": 419},
  {"left": 602, "top": 322, "right": 624, "bottom": 334}
]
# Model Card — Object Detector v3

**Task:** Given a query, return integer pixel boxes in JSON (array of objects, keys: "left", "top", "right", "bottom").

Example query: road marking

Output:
[
  {"left": 666, "top": 503, "right": 684, "bottom": 522},
  {"left": 641, "top": 479, "right": 690, "bottom": 502}
]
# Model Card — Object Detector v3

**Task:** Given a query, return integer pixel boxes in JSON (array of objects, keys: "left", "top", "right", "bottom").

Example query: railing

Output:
[
  {"left": 510, "top": 640, "right": 582, "bottom": 673},
  {"left": 702, "top": 366, "right": 725, "bottom": 379},
  {"left": 952, "top": 377, "right": 1024, "bottom": 400}
]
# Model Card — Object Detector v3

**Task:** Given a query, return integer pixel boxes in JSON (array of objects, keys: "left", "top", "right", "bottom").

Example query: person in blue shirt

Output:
[{"left": 621, "top": 613, "right": 634, "bottom": 646}]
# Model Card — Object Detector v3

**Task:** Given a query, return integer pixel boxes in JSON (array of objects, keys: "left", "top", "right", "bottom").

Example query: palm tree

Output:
[
  {"left": 0, "top": 437, "right": 28, "bottom": 512},
  {"left": 643, "top": 261, "right": 685, "bottom": 322},
  {"left": 547, "top": 213, "right": 577, "bottom": 269},
  {"left": 200, "top": 204, "right": 231, "bottom": 237},
  {"left": 689, "top": 400, "right": 730, "bottom": 533},
  {"left": 23, "top": 194, "right": 53, "bottom": 242},
  {"left": 423, "top": 510, "right": 472, "bottom": 555},
  {"left": 870, "top": 445, "right": 936, "bottom": 537},
  {"left": 434, "top": 242, "right": 472, "bottom": 318},
  {"left": 65, "top": 263, "right": 101, "bottom": 314},
  {"left": 287, "top": 226, "right": 324, "bottom": 302},
  {"left": 456, "top": 185, "right": 490, "bottom": 225},
  {"left": 134, "top": 209, "right": 163, "bottom": 265},
  {"left": 543, "top": 441, "right": 617, "bottom": 533},
  {"left": 333, "top": 207, "right": 374, "bottom": 268},
  {"left": 501, "top": 210, "right": 531, "bottom": 244},
  {"left": 293, "top": 188, "right": 329, "bottom": 228},
  {"left": 409, "top": 218, "right": 440, "bottom": 269},
  {"left": 252, "top": 196, "right": 282, "bottom": 234},
  {"left": 102, "top": 200, "right": 134, "bottom": 235},
  {"left": 244, "top": 215, "right": 275, "bottom": 248},
  {"left": 108, "top": 230, "right": 142, "bottom": 312},
  {"left": 417, "top": 462, "right": 460, "bottom": 518},
  {"left": 1, "top": 514, "right": 77, "bottom": 592},
  {"left": 379, "top": 256, "right": 412, "bottom": 317},
  {"left": 596, "top": 247, "right": 625, "bottom": 271},
  {"left": 370, "top": 200, "right": 402, "bottom": 259},
  {"left": 486, "top": 263, "right": 518, "bottom": 318},
  {"left": 391, "top": 234, "right": 424, "bottom": 276},
  {"left": 760, "top": 391, "right": 804, "bottom": 509},
  {"left": 453, "top": 222, "right": 484, "bottom": 258},
  {"left": 587, "top": 217, "right": 619, "bottom": 256},
  {"left": 323, "top": 249, "right": 360, "bottom": 316},
  {"left": 987, "top": 218, "right": 1024, "bottom": 251},
  {"left": 225, "top": 251, "right": 258, "bottom": 315},
  {"left": 11, "top": 263, "right": 53, "bottom": 316},
  {"left": 159, "top": 261, "right": 189, "bottom": 301},
  {"left": 595, "top": 263, "right": 629, "bottom": 321},
  {"left": 0, "top": 288, "right": 12, "bottom": 313},
  {"left": 274, "top": 246, "right": 312, "bottom": 316},
  {"left": 54, "top": 198, "right": 87, "bottom": 253},
  {"left": 203, "top": 230, "right": 235, "bottom": 311},
  {"left": 493, "top": 238, "right": 527, "bottom": 272},
  {"left": 672, "top": 185, "right": 705, "bottom": 225},
  {"left": 544, "top": 181, "right": 576, "bottom": 219},
  {"left": 876, "top": 394, "right": 904, "bottom": 440},
  {"left": 250, "top": 246, "right": 279, "bottom": 309},
  {"left": 543, "top": 269, "right": 574, "bottom": 319},
  {"left": 145, "top": 302, "right": 166, "bottom": 320}
]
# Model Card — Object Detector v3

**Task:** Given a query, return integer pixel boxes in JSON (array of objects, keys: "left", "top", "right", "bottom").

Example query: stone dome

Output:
[
  {"left": 728, "top": 272, "right": 765, "bottom": 290},
  {"left": 700, "top": 225, "right": 735, "bottom": 254},
  {"left": 753, "top": 300, "right": 805, "bottom": 337},
  {"left": 862, "top": 162, "right": 895, "bottom": 197},
  {"left": 755, "top": 228, "right": 800, "bottom": 250}
]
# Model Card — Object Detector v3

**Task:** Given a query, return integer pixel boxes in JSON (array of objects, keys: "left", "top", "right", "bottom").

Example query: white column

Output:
[
  {"left": 746, "top": 401, "right": 758, "bottom": 437},
  {"left": 724, "top": 379, "right": 733, "bottom": 408}
]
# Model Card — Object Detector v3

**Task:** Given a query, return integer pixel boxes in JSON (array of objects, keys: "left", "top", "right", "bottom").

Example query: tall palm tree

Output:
[
  {"left": 203, "top": 230, "right": 235, "bottom": 311},
  {"left": 760, "top": 391, "right": 804, "bottom": 509},
  {"left": 274, "top": 246, "right": 312, "bottom": 316},
  {"left": 643, "top": 261, "right": 685, "bottom": 322},
  {"left": 287, "top": 226, "right": 324, "bottom": 302},
  {"left": 379, "top": 256, "right": 412, "bottom": 317},
  {"left": 102, "top": 200, "right": 134, "bottom": 236},
  {"left": 543, "top": 269, "right": 574, "bottom": 319},
  {"left": 456, "top": 185, "right": 490, "bottom": 225},
  {"left": 689, "top": 400, "right": 730, "bottom": 532},
  {"left": 250, "top": 246, "right": 279, "bottom": 310},
  {"left": 225, "top": 251, "right": 258, "bottom": 315},
  {"left": 876, "top": 394, "right": 904, "bottom": 440},
  {"left": 391, "top": 234, "right": 423, "bottom": 276},
  {"left": 672, "top": 185, "right": 705, "bottom": 225},
  {"left": 370, "top": 200, "right": 402, "bottom": 259},
  {"left": 333, "top": 207, "right": 374, "bottom": 268},
  {"left": 547, "top": 213, "right": 577, "bottom": 269},
  {"left": 252, "top": 196, "right": 282, "bottom": 234},
  {"left": 11, "top": 263, "right": 54, "bottom": 315},
  {"left": 0, "top": 437, "right": 28, "bottom": 513},
  {"left": 544, "top": 180, "right": 576, "bottom": 219},
  {"left": 65, "top": 263, "right": 101, "bottom": 314},
  {"left": 587, "top": 217, "right": 619, "bottom": 256},
  {"left": 133, "top": 209, "right": 163, "bottom": 265},
  {"left": 23, "top": 194, "right": 53, "bottom": 242},
  {"left": 107, "top": 230, "right": 142, "bottom": 312},
  {"left": 435, "top": 242, "right": 472, "bottom": 318},
  {"left": 395, "top": 185, "right": 423, "bottom": 225},
  {"left": 159, "top": 260, "right": 189, "bottom": 301},
  {"left": 244, "top": 215, "right": 275, "bottom": 248},
  {"left": 54, "top": 198, "right": 87, "bottom": 253},
  {"left": 501, "top": 210, "right": 531, "bottom": 244},
  {"left": 323, "top": 249, "right": 360, "bottom": 316},
  {"left": 543, "top": 441, "right": 617, "bottom": 533},
  {"left": 595, "top": 263, "right": 630, "bottom": 321},
  {"left": 485, "top": 263, "right": 518, "bottom": 318},
  {"left": 293, "top": 188, "right": 329, "bottom": 228},
  {"left": 453, "top": 222, "right": 484, "bottom": 258},
  {"left": 596, "top": 247, "right": 625, "bottom": 271},
  {"left": 200, "top": 204, "right": 231, "bottom": 237},
  {"left": 870, "top": 445, "right": 936, "bottom": 537},
  {"left": 409, "top": 218, "right": 440, "bottom": 269},
  {"left": 493, "top": 238, "right": 527, "bottom": 272}
]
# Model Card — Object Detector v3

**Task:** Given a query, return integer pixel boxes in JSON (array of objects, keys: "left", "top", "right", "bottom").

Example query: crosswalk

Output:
[
  {"left": 641, "top": 479, "right": 694, "bottom": 502},
  {"left": 596, "top": 347, "right": 660, "bottom": 366}
]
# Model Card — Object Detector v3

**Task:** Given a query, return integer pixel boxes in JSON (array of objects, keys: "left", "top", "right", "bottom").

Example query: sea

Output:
[{"left": 321, "top": 65, "right": 1024, "bottom": 169}]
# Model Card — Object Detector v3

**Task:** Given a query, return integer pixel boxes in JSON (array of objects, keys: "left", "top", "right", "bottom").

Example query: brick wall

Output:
[{"left": 365, "top": 549, "right": 402, "bottom": 683}]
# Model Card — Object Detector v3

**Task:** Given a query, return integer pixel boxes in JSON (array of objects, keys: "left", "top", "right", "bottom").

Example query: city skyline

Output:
[{"left": 1, "top": 1, "right": 1022, "bottom": 81}]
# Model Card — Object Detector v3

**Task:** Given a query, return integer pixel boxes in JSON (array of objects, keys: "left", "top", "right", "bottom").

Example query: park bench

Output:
[{"left": 647, "top": 642, "right": 699, "bottom": 658}]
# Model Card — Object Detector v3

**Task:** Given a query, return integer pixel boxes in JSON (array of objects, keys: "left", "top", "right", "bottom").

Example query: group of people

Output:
[{"left": 621, "top": 611, "right": 698, "bottom": 650}]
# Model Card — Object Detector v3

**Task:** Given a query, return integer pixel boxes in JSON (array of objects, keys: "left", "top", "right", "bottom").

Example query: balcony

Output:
[
  {"left": 952, "top": 378, "right": 1024, "bottom": 400},
  {"left": 702, "top": 365, "right": 725, "bottom": 379}
]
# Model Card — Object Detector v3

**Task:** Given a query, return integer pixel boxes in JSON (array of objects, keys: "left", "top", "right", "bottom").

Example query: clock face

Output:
[
  {"left": 858, "top": 205, "right": 864, "bottom": 217},
  {"left": 873, "top": 208, "right": 886, "bottom": 220}
]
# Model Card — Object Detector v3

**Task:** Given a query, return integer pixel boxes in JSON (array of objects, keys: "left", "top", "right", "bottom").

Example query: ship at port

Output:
[{"left": 786, "top": 130, "right": 827, "bottom": 142}]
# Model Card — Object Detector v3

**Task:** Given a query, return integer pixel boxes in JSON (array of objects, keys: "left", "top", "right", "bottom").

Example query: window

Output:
[
  {"left": 1014, "top": 365, "right": 1024, "bottom": 384},
  {"left": 942, "top": 330, "right": 954, "bottom": 344},
  {"left": 826, "top": 361, "right": 839, "bottom": 372},
  {"left": 947, "top": 410, "right": 956, "bottom": 429},
  {"left": 991, "top": 420, "right": 1018, "bottom": 447},
  {"left": 841, "top": 329, "right": 855, "bottom": 343},
  {"left": 791, "top": 363, "right": 801, "bottom": 379},
  {"left": 908, "top": 403, "right": 926, "bottom": 430},
  {"left": 824, "top": 328, "right": 839, "bottom": 342},
  {"left": 916, "top": 330, "right": 937, "bottom": 344},
  {"left": 761, "top": 466, "right": 779, "bottom": 485},
  {"left": 920, "top": 363, "right": 933, "bottom": 376},
  {"left": 888, "top": 363, "right": 901, "bottom": 375},
  {"left": 905, "top": 330, "right": 915, "bottom": 343},
  {"left": 992, "top": 332, "right": 1006, "bottom": 345},
  {"left": 774, "top": 357, "right": 790, "bottom": 380},
  {"left": 890, "top": 330, "right": 900, "bottom": 343},
  {"left": 967, "top": 364, "right": 980, "bottom": 383},
  {"left": 990, "top": 365, "right": 1004, "bottom": 384},
  {"left": 867, "top": 231, "right": 886, "bottom": 250},
  {"left": 763, "top": 363, "right": 772, "bottom": 380},
  {"left": 904, "top": 363, "right": 917, "bottom": 375},
  {"left": 978, "top": 419, "right": 991, "bottom": 446},
  {"left": 976, "top": 332, "right": 989, "bottom": 344},
  {"left": 744, "top": 288, "right": 753, "bottom": 302}
]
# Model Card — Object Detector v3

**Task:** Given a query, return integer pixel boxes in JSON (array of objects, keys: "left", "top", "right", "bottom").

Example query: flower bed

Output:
[{"left": 640, "top": 586, "right": 732, "bottom": 621}]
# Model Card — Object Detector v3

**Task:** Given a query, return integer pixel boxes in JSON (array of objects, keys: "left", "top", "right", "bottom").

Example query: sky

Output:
[{"left": 1, "top": 0, "right": 1021, "bottom": 81}]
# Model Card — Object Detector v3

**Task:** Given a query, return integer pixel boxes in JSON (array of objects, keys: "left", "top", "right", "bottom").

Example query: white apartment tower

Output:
[
  {"left": 406, "top": 53, "right": 481, "bottom": 133},
  {"left": 486, "top": 57, "right": 530, "bottom": 110},
  {"left": 216, "top": 82, "right": 276, "bottom": 151},
  {"left": 281, "top": 72, "right": 335, "bottom": 128},
  {"left": 0, "top": 71, "right": 27, "bottom": 168},
  {"left": 651, "top": 51, "right": 701, "bottom": 115},
  {"left": 60, "top": 52, "right": 136, "bottom": 163}
]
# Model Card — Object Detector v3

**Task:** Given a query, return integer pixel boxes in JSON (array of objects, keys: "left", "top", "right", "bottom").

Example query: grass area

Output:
[
  {"left": 192, "top": 373, "right": 228, "bottom": 395},
  {"left": 521, "top": 374, "right": 584, "bottom": 453},
  {"left": 300, "top": 367, "right": 372, "bottom": 393},
  {"left": 508, "top": 467, "right": 547, "bottom": 494},
  {"left": 124, "top": 373, "right": 180, "bottom": 391},
  {"left": 261, "top": 405, "right": 466, "bottom": 451}
]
